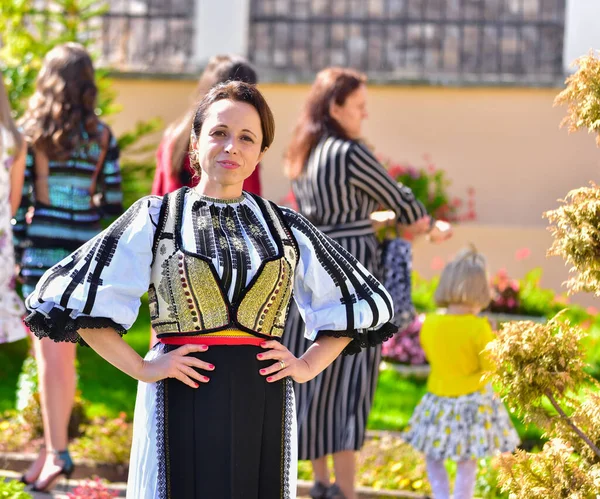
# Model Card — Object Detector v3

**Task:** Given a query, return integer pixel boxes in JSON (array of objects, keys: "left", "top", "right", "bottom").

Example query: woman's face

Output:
[
  {"left": 330, "top": 84, "right": 368, "bottom": 140},
  {"left": 193, "top": 99, "right": 266, "bottom": 197}
]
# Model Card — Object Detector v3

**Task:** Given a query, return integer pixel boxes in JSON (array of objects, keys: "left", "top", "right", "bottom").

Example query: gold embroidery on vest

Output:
[
  {"left": 186, "top": 255, "right": 229, "bottom": 329},
  {"left": 237, "top": 259, "right": 293, "bottom": 336}
]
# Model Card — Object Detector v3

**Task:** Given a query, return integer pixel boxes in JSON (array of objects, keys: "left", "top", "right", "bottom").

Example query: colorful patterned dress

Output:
[
  {"left": 0, "top": 126, "right": 26, "bottom": 343},
  {"left": 13, "top": 121, "right": 123, "bottom": 297},
  {"left": 23, "top": 187, "right": 396, "bottom": 499}
]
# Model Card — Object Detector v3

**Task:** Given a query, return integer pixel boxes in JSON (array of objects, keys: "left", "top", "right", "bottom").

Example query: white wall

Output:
[
  {"left": 193, "top": 0, "right": 251, "bottom": 65},
  {"left": 563, "top": 0, "right": 600, "bottom": 69}
]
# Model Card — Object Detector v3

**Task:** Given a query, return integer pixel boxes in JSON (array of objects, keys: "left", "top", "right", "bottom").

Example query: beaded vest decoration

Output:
[{"left": 149, "top": 188, "right": 298, "bottom": 340}]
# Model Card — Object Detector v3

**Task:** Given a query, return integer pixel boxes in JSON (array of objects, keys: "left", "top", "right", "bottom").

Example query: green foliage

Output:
[
  {"left": 299, "top": 434, "right": 507, "bottom": 497},
  {"left": 0, "top": 411, "right": 34, "bottom": 452},
  {"left": 486, "top": 315, "right": 592, "bottom": 427},
  {"left": 497, "top": 439, "right": 600, "bottom": 498},
  {"left": 554, "top": 50, "right": 600, "bottom": 146},
  {"left": 0, "top": 479, "right": 31, "bottom": 499},
  {"left": 71, "top": 412, "right": 132, "bottom": 464},
  {"left": 488, "top": 315, "right": 600, "bottom": 496},
  {"left": 411, "top": 271, "right": 438, "bottom": 313},
  {"left": 545, "top": 184, "right": 600, "bottom": 296},
  {"left": 381, "top": 157, "right": 476, "bottom": 223},
  {"left": 0, "top": 0, "right": 161, "bottom": 209},
  {"left": 0, "top": 0, "right": 111, "bottom": 116}
]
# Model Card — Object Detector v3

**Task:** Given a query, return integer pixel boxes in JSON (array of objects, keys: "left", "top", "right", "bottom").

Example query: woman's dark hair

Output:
[
  {"left": 20, "top": 42, "right": 98, "bottom": 157},
  {"left": 189, "top": 81, "right": 274, "bottom": 175},
  {"left": 165, "top": 55, "right": 258, "bottom": 178},
  {"left": 285, "top": 67, "right": 366, "bottom": 179}
]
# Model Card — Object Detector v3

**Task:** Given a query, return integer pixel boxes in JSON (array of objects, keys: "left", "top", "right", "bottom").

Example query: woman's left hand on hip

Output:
[{"left": 257, "top": 340, "right": 311, "bottom": 383}]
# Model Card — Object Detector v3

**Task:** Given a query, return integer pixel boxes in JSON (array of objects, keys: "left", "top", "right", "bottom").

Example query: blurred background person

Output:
[
  {"left": 0, "top": 74, "right": 27, "bottom": 344},
  {"left": 152, "top": 54, "right": 262, "bottom": 197},
  {"left": 283, "top": 67, "right": 451, "bottom": 499},
  {"left": 14, "top": 42, "right": 123, "bottom": 493}
]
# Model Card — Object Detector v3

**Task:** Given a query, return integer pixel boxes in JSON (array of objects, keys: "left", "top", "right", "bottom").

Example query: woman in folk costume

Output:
[{"left": 24, "top": 81, "right": 396, "bottom": 499}]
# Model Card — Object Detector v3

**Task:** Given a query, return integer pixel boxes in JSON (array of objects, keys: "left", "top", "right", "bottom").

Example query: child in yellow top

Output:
[{"left": 402, "top": 247, "right": 519, "bottom": 499}]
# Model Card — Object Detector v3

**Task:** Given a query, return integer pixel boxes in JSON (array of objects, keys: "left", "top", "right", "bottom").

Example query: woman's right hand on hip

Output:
[{"left": 140, "top": 344, "right": 214, "bottom": 387}]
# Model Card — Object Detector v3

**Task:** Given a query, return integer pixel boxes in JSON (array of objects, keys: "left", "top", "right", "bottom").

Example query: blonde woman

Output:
[
  {"left": 402, "top": 247, "right": 519, "bottom": 499},
  {"left": 0, "top": 75, "right": 27, "bottom": 344}
]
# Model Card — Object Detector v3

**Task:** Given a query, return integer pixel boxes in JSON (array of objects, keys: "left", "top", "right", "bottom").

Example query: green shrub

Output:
[
  {"left": 71, "top": 412, "right": 133, "bottom": 464},
  {"left": 0, "top": 480, "right": 31, "bottom": 499}
]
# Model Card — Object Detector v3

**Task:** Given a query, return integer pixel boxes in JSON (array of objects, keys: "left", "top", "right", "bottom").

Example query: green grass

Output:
[
  {"left": 0, "top": 302, "right": 575, "bottom": 451},
  {"left": 76, "top": 297, "right": 151, "bottom": 419},
  {"left": 0, "top": 338, "right": 29, "bottom": 413},
  {"left": 368, "top": 367, "right": 545, "bottom": 448},
  {"left": 0, "top": 296, "right": 152, "bottom": 419},
  {"left": 368, "top": 370, "right": 427, "bottom": 430}
]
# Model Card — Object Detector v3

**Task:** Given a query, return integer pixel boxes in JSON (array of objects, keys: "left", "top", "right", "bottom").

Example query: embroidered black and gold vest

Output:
[{"left": 148, "top": 189, "right": 298, "bottom": 340}]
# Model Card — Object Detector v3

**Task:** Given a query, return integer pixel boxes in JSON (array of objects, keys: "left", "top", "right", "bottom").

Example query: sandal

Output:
[
  {"left": 309, "top": 481, "right": 330, "bottom": 499},
  {"left": 325, "top": 483, "right": 347, "bottom": 499},
  {"left": 31, "top": 449, "right": 75, "bottom": 493},
  {"left": 19, "top": 444, "right": 45, "bottom": 485}
]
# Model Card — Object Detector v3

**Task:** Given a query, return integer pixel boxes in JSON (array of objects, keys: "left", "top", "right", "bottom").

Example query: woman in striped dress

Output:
[
  {"left": 283, "top": 67, "right": 451, "bottom": 499},
  {"left": 14, "top": 43, "right": 123, "bottom": 492}
]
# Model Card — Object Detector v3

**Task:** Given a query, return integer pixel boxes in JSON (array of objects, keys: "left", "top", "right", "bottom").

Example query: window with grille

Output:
[
  {"left": 247, "top": 0, "right": 566, "bottom": 83},
  {"left": 94, "top": 0, "right": 196, "bottom": 73}
]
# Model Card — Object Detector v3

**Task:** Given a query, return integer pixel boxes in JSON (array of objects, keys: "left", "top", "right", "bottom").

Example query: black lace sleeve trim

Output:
[
  {"left": 24, "top": 309, "right": 127, "bottom": 346},
  {"left": 317, "top": 321, "right": 397, "bottom": 355}
]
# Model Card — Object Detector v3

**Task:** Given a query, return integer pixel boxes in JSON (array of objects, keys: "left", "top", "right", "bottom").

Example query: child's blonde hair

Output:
[{"left": 434, "top": 245, "right": 491, "bottom": 309}]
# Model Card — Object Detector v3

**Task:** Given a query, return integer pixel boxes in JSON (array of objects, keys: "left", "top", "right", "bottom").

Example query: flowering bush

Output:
[
  {"left": 67, "top": 478, "right": 119, "bottom": 499},
  {"left": 382, "top": 155, "right": 476, "bottom": 223},
  {"left": 486, "top": 267, "right": 593, "bottom": 323},
  {"left": 382, "top": 314, "right": 427, "bottom": 365},
  {"left": 554, "top": 50, "right": 600, "bottom": 146},
  {"left": 71, "top": 413, "right": 132, "bottom": 464},
  {"left": 382, "top": 266, "right": 597, "bottom": 366}
]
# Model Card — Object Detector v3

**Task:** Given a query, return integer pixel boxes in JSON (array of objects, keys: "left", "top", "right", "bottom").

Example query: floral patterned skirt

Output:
[{"left": 402, "top": 384, "right": 519, "bottom": 461}]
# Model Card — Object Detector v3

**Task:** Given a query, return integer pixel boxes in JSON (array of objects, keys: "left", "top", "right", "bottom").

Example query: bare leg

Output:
[
  {"left": 331, "top": 450, "right": 356, "bottom": 499},
  {"left": 21, "top": 328, "right": 46, "bottom": 484},
  {"left": 33, "top": 337, "right": 77, "bottom": 489},
  {"left": 425, "top": 457, "right": 450, "bottom": 499},
  {"left": 312, "top": 456, "right": 331, "bottom": 485}
]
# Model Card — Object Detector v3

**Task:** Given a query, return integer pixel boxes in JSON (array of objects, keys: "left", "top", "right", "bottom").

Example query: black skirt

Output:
[
  {"left": 129, "top": 344, "right": 296, "bottom": 499},
  {"left": 127, "top": 344, "right": 297, "bottom": 499}
]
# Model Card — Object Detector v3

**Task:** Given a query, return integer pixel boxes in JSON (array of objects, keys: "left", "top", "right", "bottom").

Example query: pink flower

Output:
[
  {"left": 515, "top": 247, "right": 531, "bottom": 261},
  {"left": 387, "top": 165, "right": 406, "bottom": 178},
  {"left": 430, "top": 256, "right": 445, "bottom": 271},
  {"left": 587, "top": 306, "right": 598, "bottom": 315},
  {"left": 553, "top": 294, "right": 569, "bottom": 305}
]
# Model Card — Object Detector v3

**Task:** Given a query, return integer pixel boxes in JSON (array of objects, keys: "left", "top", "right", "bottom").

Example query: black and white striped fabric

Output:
[{"left": 283, "top": 135, "right": 428, "bottom": 459}]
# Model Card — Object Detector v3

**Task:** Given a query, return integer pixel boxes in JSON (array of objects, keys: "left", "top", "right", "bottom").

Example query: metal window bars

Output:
[
  {"left": 93, "top": 0, "right": 196, "bottom": 73},
  {"left": 247, "top": 0, "right": 567, "bottom": 84}
]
